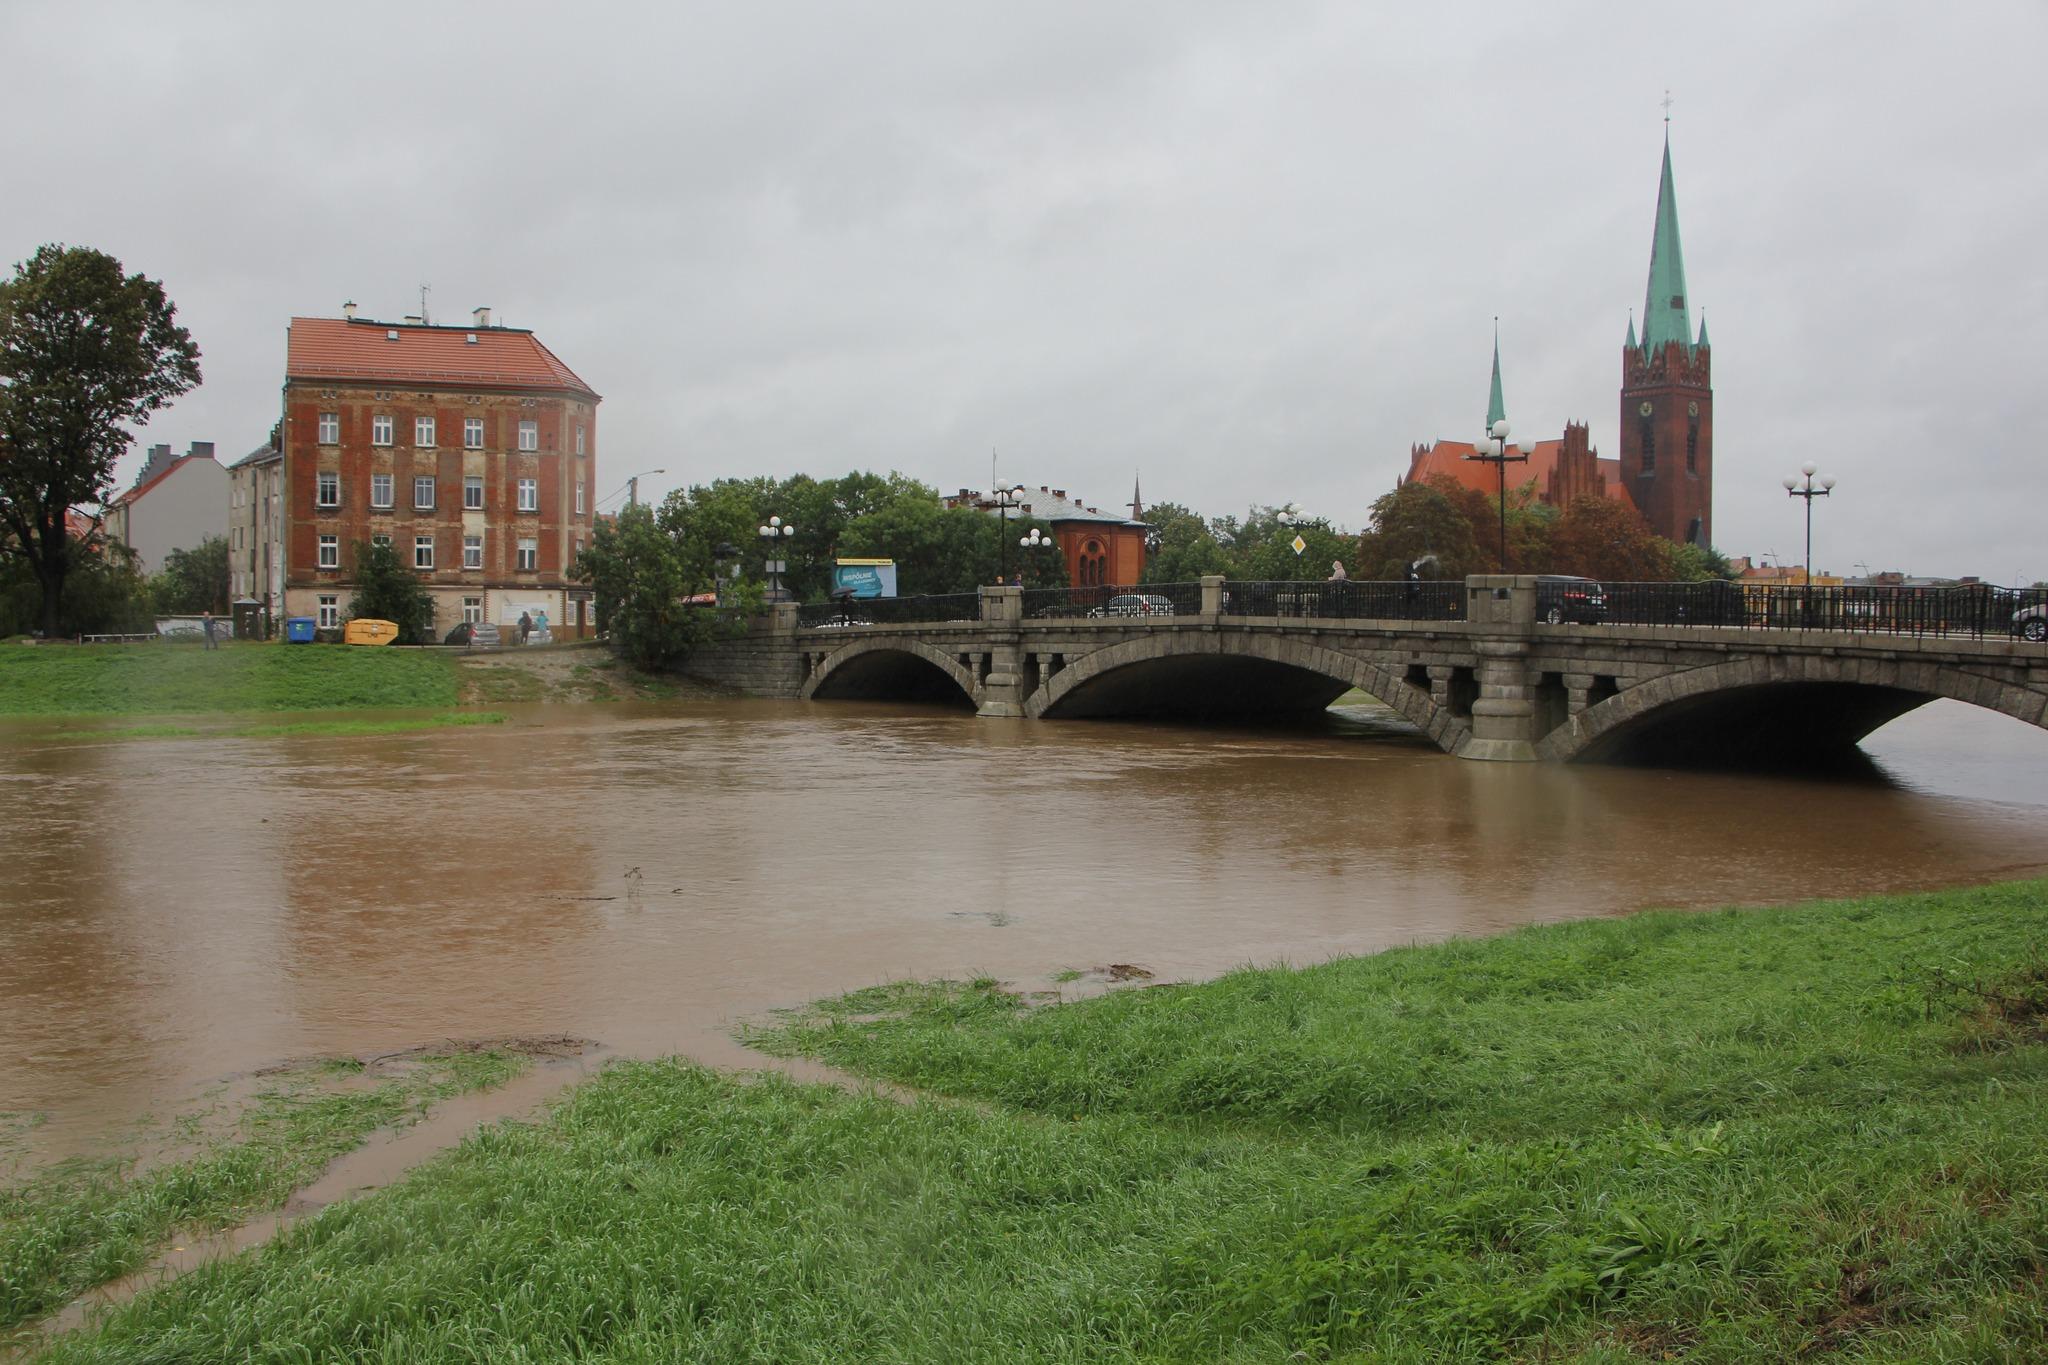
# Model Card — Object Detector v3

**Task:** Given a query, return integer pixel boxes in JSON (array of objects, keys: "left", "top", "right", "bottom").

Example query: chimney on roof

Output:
[
  {"left": 187, "top": 441, "right": 214, "bottom": 461},
  {"left": 402, "top": 314, "right": 422, "bottom": 326},
  {"left": 473, "top": 306, "right": 491, "bottom": 328},
  {"left": 1053, "top": 490, "right": 1065, "bottom": 500},
  {"left": 342, "top": 300, "right": 356, "bottom": 320}
]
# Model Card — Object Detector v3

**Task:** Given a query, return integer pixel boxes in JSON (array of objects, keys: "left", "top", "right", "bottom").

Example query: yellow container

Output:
[{"left": 343, "top": 618, "right": 399, "bottom": 646}]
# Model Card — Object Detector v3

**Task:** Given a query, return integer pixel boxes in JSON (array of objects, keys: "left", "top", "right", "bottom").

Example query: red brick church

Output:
[{"left": 1403, "top": 133, "right": 1713, "bottom": 547}]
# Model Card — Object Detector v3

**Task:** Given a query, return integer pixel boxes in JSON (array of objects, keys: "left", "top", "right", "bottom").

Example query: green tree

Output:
[
  {"left": 0, "top": 534, "right": 150, "bottom": 637},
  {"left": 575, "top": 504, "right": 742, "bottom": 667},
  {"left": 1668, "top": 542, "right": 1737, "bottom": 582},
  {"left": 346, "top": 540, "right": 437, "bottom": 643},
  {"left": 1353, "top": 478, "right": 1487, "bottom": 581},
  {"left": 1546, "top": 496, "right": 1675, "bottom": 582},
  {"left": 0, "top": 245, "right": 201, "bottom": 635},
  {"left": 1140, "top": 501, "right": 1231, "bottom": 584},
  {"left": 150, "top": 535, "right": 230, "bottom": 614}
]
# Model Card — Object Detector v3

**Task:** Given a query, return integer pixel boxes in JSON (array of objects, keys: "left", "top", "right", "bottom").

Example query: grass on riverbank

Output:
[
  {"left": 0, "top": 1049, "right": 526, "bottom": 1334},
  {"left": 34, "top": 712, "right": 507, "bottom": 743},
  {"left": 0, "top": 644, "right": 460, "bottom": 716},
  {"left": 31, "top": 882, "right": 2048, "bottom": 1361}
]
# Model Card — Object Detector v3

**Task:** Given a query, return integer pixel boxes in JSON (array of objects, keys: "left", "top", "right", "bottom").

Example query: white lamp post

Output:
[
  {"left": 758, "top": 515, "right": 796, "bottom": 600},
  {"left": 1463, "top": 418, "right": 1526, "bottom": 573}
]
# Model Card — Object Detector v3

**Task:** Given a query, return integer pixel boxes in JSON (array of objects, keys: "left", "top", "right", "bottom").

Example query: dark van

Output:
[{"left": 1535, "top": 575, "right": 1607, "bottom": 625}]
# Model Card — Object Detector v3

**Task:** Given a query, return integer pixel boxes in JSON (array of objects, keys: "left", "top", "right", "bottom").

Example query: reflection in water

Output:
[{"left": 2, "top": 696, "right": 2045, "bottom": 1163}]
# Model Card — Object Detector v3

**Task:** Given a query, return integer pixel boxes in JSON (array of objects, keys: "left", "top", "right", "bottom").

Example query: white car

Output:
[
  {"left": 1088, "top": 594, "right": 1175, "bottom": 618},
  {"left": 2014, "top": 604, "right": 2047, "bottom": 643}
]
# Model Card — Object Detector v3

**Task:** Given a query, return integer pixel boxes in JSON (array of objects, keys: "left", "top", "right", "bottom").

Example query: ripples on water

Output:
[{"left": 2, "top": 696, "right": 2044, "bottom": 1159}]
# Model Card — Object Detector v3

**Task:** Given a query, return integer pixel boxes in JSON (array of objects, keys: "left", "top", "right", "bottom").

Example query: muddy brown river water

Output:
[{"left": 4, "top": 697, "right": 2047, "bottom": 1169}]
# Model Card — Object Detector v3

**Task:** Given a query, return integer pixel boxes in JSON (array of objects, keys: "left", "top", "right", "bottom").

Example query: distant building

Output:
[
  {"left": 280, "top": 308, "right": 601, "bottom": 635},
  {"left": 227, "top": 435, "right": 285, "bottom": 620},
  {"left": 102, "top": 441, "right": 228, "bottom": 574},
  {"left": 1404, "top": 132, "right": 1714, "bottom": 546},
  {"left": 944, "top": 483, "right": 1150, "bottom": 587}
]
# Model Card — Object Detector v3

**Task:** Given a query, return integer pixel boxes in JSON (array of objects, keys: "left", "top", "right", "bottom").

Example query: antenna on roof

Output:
[{"left": 419, "top": 282, "right": 431, "bottom": 325}]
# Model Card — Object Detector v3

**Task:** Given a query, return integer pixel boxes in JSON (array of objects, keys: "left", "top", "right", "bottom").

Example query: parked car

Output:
[
  {"left": 1087, "top": 594, "right": 1176, "bottom": 618},
  {"left": 1534, "top": 576, "right": 1607, "bottom": 625},
  {"left": 2014, "top": 604, "right": 2048, "bottom": 643},
  {"left": 444, "top": 621, "right": 501, "bottom": 648}
]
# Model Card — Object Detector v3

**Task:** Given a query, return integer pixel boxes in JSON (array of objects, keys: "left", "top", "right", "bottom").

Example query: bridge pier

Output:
[{"left": 975, "top": 586, "right": 1027, "bottom": 717}]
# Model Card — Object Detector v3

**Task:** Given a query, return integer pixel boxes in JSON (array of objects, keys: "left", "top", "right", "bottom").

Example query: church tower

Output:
[{"left": 1619, "top": 133, "right": 1712, "bottom": 546}]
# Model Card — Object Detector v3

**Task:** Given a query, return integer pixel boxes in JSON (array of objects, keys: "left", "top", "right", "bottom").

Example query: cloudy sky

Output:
[{"left": 5, "top": 1, "right": 2042, "bottom": 580}]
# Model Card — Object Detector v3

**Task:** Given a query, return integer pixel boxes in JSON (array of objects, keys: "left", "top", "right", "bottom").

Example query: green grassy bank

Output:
[
  {"left": 1, "top": 1049, "right": 527, "bottom": 1336},
  {"left": 26, "top": 882, "right": 2048, "bottom": 1361},
  {"left": 0, "top": 644, "right": 460, "bottom": 717}
]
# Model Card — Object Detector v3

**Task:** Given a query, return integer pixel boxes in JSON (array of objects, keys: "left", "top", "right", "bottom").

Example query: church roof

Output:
[{"left": 1640, "top": 135, "right": 1694, "bottom": 356}]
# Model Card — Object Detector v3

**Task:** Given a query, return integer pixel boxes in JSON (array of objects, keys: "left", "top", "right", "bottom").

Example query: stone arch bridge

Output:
[{"left": 681, "top": 576, "right": 2048, "bottom": 763}]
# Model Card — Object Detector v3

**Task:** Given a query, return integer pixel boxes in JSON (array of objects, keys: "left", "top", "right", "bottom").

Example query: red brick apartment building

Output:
[{"left": 281, "top": 309, "right": 601, "bottom": 636}]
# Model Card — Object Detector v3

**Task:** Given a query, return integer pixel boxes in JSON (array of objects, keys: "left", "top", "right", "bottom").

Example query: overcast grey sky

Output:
[{"left": 5, "top": 1, "right": 2042, "bottom": 580}]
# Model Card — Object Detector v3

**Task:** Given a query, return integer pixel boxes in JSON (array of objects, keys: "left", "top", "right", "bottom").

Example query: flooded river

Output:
[{"left": 3, "top": 698, "right": 2046, "bottom": 1165}]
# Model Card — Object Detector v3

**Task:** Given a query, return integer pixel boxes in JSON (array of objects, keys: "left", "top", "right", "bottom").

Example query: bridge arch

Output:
[
  {"left": 1541, "top": 654, "right": 2048, "bottom": 764},
  {"left": 800, "top": 637, "right": 980, "bottom": 708},
  {"left": 1025, "top": 631, "right": 1455, "bottom": 743}
]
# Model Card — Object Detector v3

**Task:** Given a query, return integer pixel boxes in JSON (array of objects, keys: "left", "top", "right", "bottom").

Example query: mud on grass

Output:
[
  {"left": 0, "top": 1040, "right": 577, "bottom": 1334},
  {"left": 454, "top": 644, "right": 715, "bottom": 704}
]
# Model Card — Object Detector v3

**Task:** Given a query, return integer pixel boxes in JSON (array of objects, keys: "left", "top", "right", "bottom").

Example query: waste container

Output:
[{"left": 285, "top": 616, "right": 317, "bottom": 644}]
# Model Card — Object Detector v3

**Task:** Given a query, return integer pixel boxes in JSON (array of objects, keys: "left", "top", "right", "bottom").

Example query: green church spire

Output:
[
  {"left": 1485, "top": 322, "right": 1506, "bottom": 429},
  {"left": 1625, "top": 312, "right": 1638, "bottom": 351},
  {"left": 1640, "top": 133, "right": 1692, "bottom": 355},
  {"left": 1696, "top": 311, "right": 1710, "bottom": 349}
]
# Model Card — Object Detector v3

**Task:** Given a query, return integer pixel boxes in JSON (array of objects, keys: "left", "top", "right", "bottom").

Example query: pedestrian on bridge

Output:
[{"left": 1328, "top": 561, "right": 1348, "bottom": 582}]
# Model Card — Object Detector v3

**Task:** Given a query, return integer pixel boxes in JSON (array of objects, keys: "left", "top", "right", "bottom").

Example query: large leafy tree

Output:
[
  {"left": 1353, "top": 477, "right": 1487, "bottom": 581},
  {"left": 0, "top": 245, "right": 201, "bottom": 635},
  {"left": 576, "top": 504, "right": 745, "bottom": 667},
  {"left": 1546, "top": 496, "right": 1675, "bottom": 582},
  {"left": 346, "top": 540, "right": 437, "bottom": 643},
  {"left": 150, "top": 534, "right": 230, "bottom": 614},
  {"left": 1140, "top": 501, "right": 1231, "bottom": 585}
]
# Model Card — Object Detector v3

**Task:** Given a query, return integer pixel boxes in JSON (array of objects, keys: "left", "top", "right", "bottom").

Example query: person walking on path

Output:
[
  {"left": 518, "top": 610, "right": 533, "bottom": 645},
  {"left": 201, "top": 610, "right": 218, "bottom": 650}
]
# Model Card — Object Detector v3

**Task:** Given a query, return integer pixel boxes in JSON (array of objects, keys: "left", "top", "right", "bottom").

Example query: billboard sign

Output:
[{"left": 833, "top": 559, "right": 897, "bottom": 599}]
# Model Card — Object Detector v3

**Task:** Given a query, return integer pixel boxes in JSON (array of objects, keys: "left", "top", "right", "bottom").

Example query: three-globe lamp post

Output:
[
  {"left": 758, "top": 515, "right": 795, "bottom": 601},
  {"left": 1463, "top": 419, "right": 1526, "bottom": 573},
  {"left": 1783, "top": 464, "right": 1835, "bottom": 628}
]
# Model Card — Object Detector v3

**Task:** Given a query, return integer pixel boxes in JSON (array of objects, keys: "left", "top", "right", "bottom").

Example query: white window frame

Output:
[
  {"left": 414, "top": 535, "right": 435, "bottom": 570},
  {"left": 372, "top": 533, "right": 392, "bottom": 550},
  {"left": 575, "top": 424, "right": 586, "bottom": 456},
  {"left": 370, "top": 472, "right": 393, "bottom": 509},
  {"left": 574, "top": 480, "right": 585, "bottom": 515},
  {"left": 413, "top": 475, "right": 436, "bottom": 510},
  {"left": 517, "top": 538, "right": 537, "bottom": 571},
  {"left": 318, "top": 411, "right": 339, "bottom": 444},
  {"left": 317, "top": 470, "right": 340, "bottom": 508},
  {"left": 318, "top": 534, "right": 338, "bottom": 569},
  {"left": 517, "top": 478, "right": 538, "bottom": 512},
  {"left": 464, "top": 475, "right": 484, "bottom": 510},
  {"left": 463, "top": 596, "right": 483, "bottom": 624},
  {"left": 415, "top": 416, "right": 436, "bottom": 448},
  {"left": 517, "top": 420, "right": 538, "bottom": 451},
  {"left": 463, "top": 535, "right": 483, "bottom": 569},
  {"left": 318, "top": 595, "right": 340, "bottom": 628},
  {"left": 372, "top": 414, "right": 394, "bottom": 446},
  {"left": 464, "top": 417, "right": 484, "bottom": 449}
]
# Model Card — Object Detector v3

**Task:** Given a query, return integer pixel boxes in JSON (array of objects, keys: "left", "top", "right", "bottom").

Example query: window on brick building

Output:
[
  {"left": 517, "top": 537, "right": 537, "bottom": 571},
  {"left": 318, "top": 595, "right": 339, "bottom": 628},
  {"left": 463, "top": 596, "right": 483, "bottom": 624},
  {"left": 464, "top": 535, "right": 483, "bottom": 569},
  {"left": 318, "top": 412, "right": 339, "bottom": 444},
  {"left": 414, "top": 535, "right": 435, "bottom": 570},
  {"left": 465, "top": 417, "right": 484, "bottom": 449},
  {"left": 317, "top": 471, "right": 340, "bottom": 507},
  {"left": 415, "top": 416, "right": 435, "bottom": 447},
  {"left": 372, "top": 533, "right": 391, "bottom": 549},
  {"left": 373, "top": 415, "right": 393, "bottom": 446},
  {"left": 318, "top": 535, "right": 338, "bottom": 569},
  {"left": 518, "top": 478, "right": 538, "bottom": 511},
  {"left": 1686, "top": 417, "right": 1699, "bottom": 473},
  {"left": 414, "top": 476, "right": 436, "bottom": 510},
  {"left": 575, "top": 424, "right": 586, "bottom": 456},
  {"left": 371, "top": 473, "right": 393, "bottom": 509},
  {"left": 464, "top": 475, "right": 484, "bottom": 509},
  {"left": 575, "top": 480, "right": 585, "bottom": 515},
  {"left": 1639, "top": 419, "right": 1656, "bottom": 473},
  {"left": 518, "top": 420, "right": 537, "bottom": 451}
]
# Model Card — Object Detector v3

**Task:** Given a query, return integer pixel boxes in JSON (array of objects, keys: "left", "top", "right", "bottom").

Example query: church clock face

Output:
[
  {"left": 1638, "top": 400, "right": 1654, "bottom": 417},
  {"left": 1687, "top": 401, "right": 1700, "bottom": 417}
]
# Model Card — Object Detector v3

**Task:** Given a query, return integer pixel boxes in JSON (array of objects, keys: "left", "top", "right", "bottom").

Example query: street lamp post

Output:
[
  {"left": 711, "top": 541, "right": 740, "bottom": 606},
  {"left": 1463, "top": 419, "right": 1526, "bottom": 573},
  {"left": 991, "top": 484, "right": 1026, "bottom": 584},
  {"left": 1019, "top": 525, "right": 1055, "bottom": 586},
  {"left": 1783, "top": 463, "right": 1835, "bottom": 627},
  {"left": 757, "top": 515, "right": 796, "bottom": 601},
  {"left": 625, "top": 468, "right": 667, "bottom": 509}
]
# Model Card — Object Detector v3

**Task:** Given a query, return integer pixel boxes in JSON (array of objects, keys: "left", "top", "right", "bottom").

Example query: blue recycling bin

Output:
[{"left": 285, "top": 616, "right": 317, "bottom": 644}]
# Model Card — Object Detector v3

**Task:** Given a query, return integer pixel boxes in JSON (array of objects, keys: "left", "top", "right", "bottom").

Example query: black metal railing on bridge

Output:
[
  {"left": 797, "top": 592, "right": 983, "bottom": 629},
  {"left": 1220, "top": 579, "right": 1465, "bottom": 622},
  {"left": 1021, "top": 583, "right": 1206, "bottom": 620},
  {"left": 1581, "top": 582, "right": 2046, "bottom": 641}
]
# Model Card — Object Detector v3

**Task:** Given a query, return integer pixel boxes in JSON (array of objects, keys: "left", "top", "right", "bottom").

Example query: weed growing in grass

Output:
[{"left": 0, "top": 1049, "right": 525, "bottom": 1332}]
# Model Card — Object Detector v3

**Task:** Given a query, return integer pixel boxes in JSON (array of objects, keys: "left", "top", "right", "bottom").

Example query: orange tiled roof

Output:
[
  {"left": 1407, "top": 439, "right": 1555, "bottom": 496},
  {"left": 286, "top": 317, "right": 598, "bottom": 398}
]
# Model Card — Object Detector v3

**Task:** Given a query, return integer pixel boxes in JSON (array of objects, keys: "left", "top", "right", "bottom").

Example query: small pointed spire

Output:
[
  {"left": 1625, "top": 310, "right": 1638, "bottom": 352},
  {"left": 1130, "top": 471, "right": 1143, "bottom": 521},
  {"left": 1485, "top": 319, "right": 1507, "bottom": 430},
  {"left": 1696, "top": 310, "right": 1710, "bottom": 349}
]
